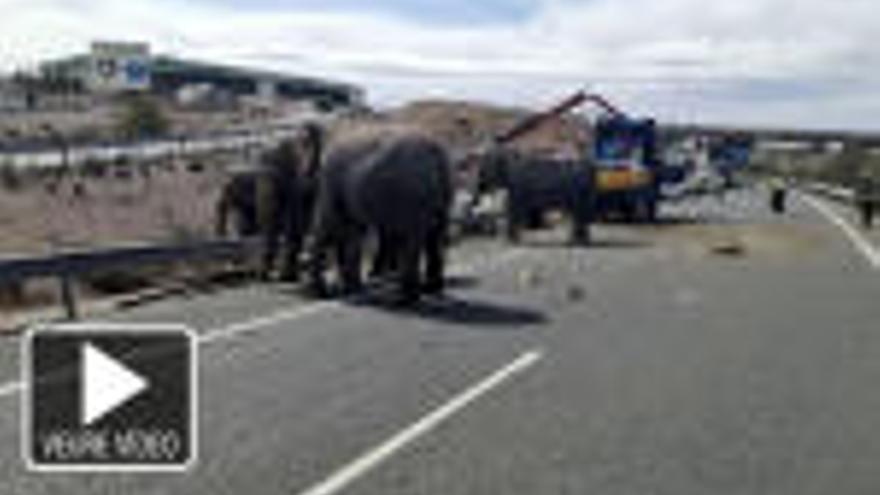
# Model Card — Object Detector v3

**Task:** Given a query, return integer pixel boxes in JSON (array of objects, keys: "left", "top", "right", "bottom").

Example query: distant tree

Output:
[{"left": 116, "top": 95, "right": 169, "bottom": 139}]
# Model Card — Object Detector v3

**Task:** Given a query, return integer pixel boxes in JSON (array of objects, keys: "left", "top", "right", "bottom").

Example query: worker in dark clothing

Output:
[
  {"left": 856, "top": 174, "right": 878, "bottom": 229},
  {"left": 769, "top": 177, "right": 787, "bottom": 214}
]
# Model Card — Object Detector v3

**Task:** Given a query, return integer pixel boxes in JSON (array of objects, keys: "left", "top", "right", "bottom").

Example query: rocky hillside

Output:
[{"left": 387, "top": 99, "right": 588, "bottom": 157}]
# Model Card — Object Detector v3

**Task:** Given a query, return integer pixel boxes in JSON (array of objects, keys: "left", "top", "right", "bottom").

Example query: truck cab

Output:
[{"left": 592, "top": 117, "right": 660, "bottom": 222}]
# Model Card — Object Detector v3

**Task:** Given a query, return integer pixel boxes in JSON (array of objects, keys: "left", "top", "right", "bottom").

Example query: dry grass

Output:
[
  {"left": 0, "top": 156, "right": 233, "bottom": 255},
  {"left": 0, "top": 152, "right": 249, "bottom": 314}
]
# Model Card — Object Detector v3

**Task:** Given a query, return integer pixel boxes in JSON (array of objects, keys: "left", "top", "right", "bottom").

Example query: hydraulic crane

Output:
[{"left": 493, "top": 89, "right": 663, "bottom": 222}]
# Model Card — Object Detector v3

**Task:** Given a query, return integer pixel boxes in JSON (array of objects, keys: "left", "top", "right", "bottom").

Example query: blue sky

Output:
[
  {"left": 2, "top": 0, "right": 879, "bottom": 129},
  {"left": 201, "top": 0, "right": 538, "bottom": 25}
]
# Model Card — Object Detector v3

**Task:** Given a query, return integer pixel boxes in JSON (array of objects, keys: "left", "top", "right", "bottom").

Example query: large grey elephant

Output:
[
  {"left": 473, "top": 147, "right": 595, "bottom": 244},
  {"left": 215, "top": 125, "right": 323, "bottom": 280},
  {"left": 307, "top": 129, "right": 453, "bottom": 303}
]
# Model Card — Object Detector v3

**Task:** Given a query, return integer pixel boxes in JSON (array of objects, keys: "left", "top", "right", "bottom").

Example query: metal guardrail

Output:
[
  {"left": 803, "top": 182, "right": 856, "bottom": 204},
  {"left": 0, "top": 113, "right": 333, "bottom": 169},
  {"left": 0, "top": 127, "right": 299, "bottom": 170},
  {"left": 0, "top": 204, "right": 481, "bottom": 324},
  {"left": 0, "top": 238, "right": 260, "bottom": 320}
]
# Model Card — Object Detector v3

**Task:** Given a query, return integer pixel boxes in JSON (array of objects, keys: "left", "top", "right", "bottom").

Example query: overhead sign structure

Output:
[
  {"left": 23, "top": 324, "right": 196, "bottom": 472},
  {"left": 89, "top": 41, "right": 151, "bottom": 92}
]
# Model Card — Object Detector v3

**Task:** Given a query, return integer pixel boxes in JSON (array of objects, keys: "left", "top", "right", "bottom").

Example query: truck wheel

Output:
[
  {"left": 642, "top": 197, "right": 658, "bottom": 223},
  {"left": 621, "top": 200, "right": 637, "bottom": 223}
]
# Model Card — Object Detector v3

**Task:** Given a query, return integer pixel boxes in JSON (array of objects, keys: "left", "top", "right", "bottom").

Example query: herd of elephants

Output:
[{"left": 215, "top": 122, "right": 596, "bottom": 304}]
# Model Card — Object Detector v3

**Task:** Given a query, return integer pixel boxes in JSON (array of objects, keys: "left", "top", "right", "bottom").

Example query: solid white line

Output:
[
  {"left": 196, "top": 300, "right": 339, "bottom": 345},
  {"left": 0, "top": 248, "right": 529, "bottom": 400},
  {"left": 296, "top": 349, "right": 543, "bottom": 495},
  {"left": 198, "top": 248, "right": 527, "bottom": 346},
  {"left": 800, "top": 193, "right": 880, "bottom": 269}
]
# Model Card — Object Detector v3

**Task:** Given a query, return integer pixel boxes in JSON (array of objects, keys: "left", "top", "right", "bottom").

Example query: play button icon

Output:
[
  {"left": 81, "top": 343, "right": 149, "bottom": 426},
  {"left": 23, "top": 324, "right": 196, "bottom": 471}
]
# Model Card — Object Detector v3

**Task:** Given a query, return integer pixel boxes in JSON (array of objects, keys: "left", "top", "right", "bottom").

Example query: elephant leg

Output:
[
  {"left": 570, "top": 211, "right": 591, "bottom": 245},
  {"left": 369, "top": 231, "right": 397, "bottom": 281},
  {"left": 570, "top": 197, "right": 592, "bottom": 246},
  {"left": 526, "top": 208, "right": 544, "bottom": 229},
  {"left": 306, "top": 202, "right": 335, "bottom": 298},
  {"left": 505, "top": 193, "right": 523, "bottom": 243},
  {"left": 235, "top": 202, "right": 260, "bottom": 238},
  {"left": 215, "top": 196, "right": 230, "bottom": 238},
  {"left": 423, "top": 222, "right": 446, "bottom": 295},
  {"left": 279, "top": 230, "right": 303, "bottom": 282},
  {"left": 236, "top": 210, "right": 256, "bottom": 238},
  {"left": 280, "top": 206, "right": 310, "bottom": 282},
  {"left": 336, "top": 227, "right": 365, "bottom": 295},
  {"left": 261, "top": 214, "right": 283, "bottom": 280},
  {"left": 306, "top": 233, "right": 331, "bottom": 298},
  {"left": 394, "top": 237, "right": 422, "bottom": 305}
]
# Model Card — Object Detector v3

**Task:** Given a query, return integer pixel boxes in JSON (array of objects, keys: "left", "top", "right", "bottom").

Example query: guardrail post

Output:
[{"left": 58, "top": 274, "right": 79, "bottom": 321}]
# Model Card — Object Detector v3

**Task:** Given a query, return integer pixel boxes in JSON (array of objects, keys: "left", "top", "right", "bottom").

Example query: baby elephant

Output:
[
  {"left": 307, "top": 130, "right": 452, "bottom": 304},
  {"left": 215, "top": 140, "right": 317, "bottom": 281}
]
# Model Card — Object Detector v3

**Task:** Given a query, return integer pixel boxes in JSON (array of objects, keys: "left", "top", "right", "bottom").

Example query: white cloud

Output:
[{"left": 1, "top": 0, "right": 878, "bottom": 128}]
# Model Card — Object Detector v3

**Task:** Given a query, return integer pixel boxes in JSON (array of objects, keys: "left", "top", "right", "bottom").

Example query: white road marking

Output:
[
  {"left": 296, "top": 349, "right": 544, "bottom": 495},
  {"left": 0, "top": 382, "right": 22, "bottom": 397},
  {"left": 199, "top": 247, "right": 528, "bottom": 346},
  {"left": 800, "top": 193, "right": 880, "bottom": 269},
  {"left": 0, "top": 248, "right": 529, "bottom": 400},
  {"left": 197, "top": 301, "right": 339, "bottom": 345}
]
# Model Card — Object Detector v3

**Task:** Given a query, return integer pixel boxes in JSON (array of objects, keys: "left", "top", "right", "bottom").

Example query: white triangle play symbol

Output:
[{"left": 81, "top": 343, "right": 149, "bottom": 426}]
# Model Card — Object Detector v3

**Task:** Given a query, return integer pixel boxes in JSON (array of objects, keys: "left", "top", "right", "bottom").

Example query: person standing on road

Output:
[
  {"left": 856, "top": 173, "right": 877, "bottom": 229},
  {"left": 769, "top": 176, "right": 787, "bottom": 214}
]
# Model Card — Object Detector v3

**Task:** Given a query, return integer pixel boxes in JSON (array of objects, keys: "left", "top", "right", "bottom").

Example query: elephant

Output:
[
  {"left": 215, "top": 126, "right": 324, "bottom": 281},
  {"left": 473, "top": 147, "right": 595, "bottom": 244},
  {"left": 215, "top": 169, "right": 262, "bottom": 238},
  {"left": 307, "top": 129, "right": 453, "bottom": 303}
]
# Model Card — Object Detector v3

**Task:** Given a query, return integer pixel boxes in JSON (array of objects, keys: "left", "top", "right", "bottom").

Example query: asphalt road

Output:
[{"left": 0, "top": 187, "right": 878, "bottom": 494}]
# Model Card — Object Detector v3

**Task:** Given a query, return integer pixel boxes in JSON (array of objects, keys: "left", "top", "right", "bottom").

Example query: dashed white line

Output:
[
  {"left": 0, "top": 248, "right": 530, "bottom": 400},
  {"left": 800, "top": 193, "right": 880, "bottom": 269},
  {"left": 296, "top": 349, "right": 544, "bottom": 495}
]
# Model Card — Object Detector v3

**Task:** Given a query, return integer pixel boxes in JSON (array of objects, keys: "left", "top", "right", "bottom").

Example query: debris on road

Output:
[
  {"left": 653, "top": 222, "right": 825, "bottom": 260},
  {"left": 565, "top": 285, "right": 586, "bottom": 302},
  {"left": 710, "top": 237, "right": 747, "bottom": 257},
  {"left": 519, "top": 268, "right": 544, "bottom": 288}
]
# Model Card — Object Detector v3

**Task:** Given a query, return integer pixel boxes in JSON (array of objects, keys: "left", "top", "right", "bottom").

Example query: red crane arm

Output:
[
  {"left": 494, "top": 90, "right": 626, "bottom": 146},
  {"left": 582, "top": 93, "right": 626, "bottom": 119}
]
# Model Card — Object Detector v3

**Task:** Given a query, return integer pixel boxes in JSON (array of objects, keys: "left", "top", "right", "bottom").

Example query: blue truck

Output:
[{"left": 591, "top": 116, "right": 664, "bottom": 222}]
